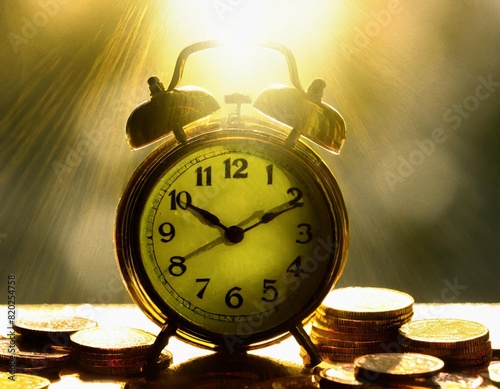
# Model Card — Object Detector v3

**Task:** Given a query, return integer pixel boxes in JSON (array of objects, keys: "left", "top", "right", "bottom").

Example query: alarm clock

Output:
[{"left": 114, "top": 40, "right": 348, "bottom": 370}]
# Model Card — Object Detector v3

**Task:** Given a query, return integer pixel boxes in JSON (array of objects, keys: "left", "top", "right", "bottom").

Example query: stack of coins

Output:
[
  {"left": 0, "top": 339, "right": 71, "bottom": 376},
  {"left": 70, "top": 326, "right": 173, "bottom": 375},
  {"left": 310, "top": 287, "right": 414, "bottom": 363},
  {"left": 398, "top": 318, "right": 492, "bottom": 369}
]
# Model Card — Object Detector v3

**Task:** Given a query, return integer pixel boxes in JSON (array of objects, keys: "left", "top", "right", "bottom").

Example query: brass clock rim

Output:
[{"left": 115, "top": 122, "right": 348, "bottom": 351}]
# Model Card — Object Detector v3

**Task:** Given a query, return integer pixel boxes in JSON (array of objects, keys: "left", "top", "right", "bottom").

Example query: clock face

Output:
[{"left": 116, "top": 129, "right": 348, "bottom": 349}]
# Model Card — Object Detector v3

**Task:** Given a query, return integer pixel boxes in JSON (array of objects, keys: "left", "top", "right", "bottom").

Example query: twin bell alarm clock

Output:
[{"left": 114, "top": 40, "right": 348, "bottom": 370}]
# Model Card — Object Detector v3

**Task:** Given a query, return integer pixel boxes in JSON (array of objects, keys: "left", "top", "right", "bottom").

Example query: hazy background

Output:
[{"left": 1, "top": 0, "right": 499, "bottom": 305}]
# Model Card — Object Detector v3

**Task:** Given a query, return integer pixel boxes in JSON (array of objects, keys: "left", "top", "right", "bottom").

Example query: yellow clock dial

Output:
[{"left": 116, "top": 128, "right": 348, "bottom": 350}]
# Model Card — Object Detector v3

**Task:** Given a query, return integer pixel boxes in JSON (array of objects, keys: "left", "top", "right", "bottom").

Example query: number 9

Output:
[{"left": 158, "top": 222, "right": 175, "bottom": 243}]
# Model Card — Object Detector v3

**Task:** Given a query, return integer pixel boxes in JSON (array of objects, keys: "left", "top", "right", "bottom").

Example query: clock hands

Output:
[
  {"left": 185, "top": 199, "right": 303, "bottom": 254},
  {"left": 243, "top": 202, "right": 303, "bottom": 233}
]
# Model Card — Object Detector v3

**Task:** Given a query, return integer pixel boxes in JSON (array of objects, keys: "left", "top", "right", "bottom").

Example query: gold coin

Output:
[
  {"left": 488, "top": 362, "right": 500, "bottom": 383},
  {"left": 0, "top": 372, "right": 50, "bottom": 389},
  {"left": 70, "top": 327, "right": 155, "bottom": 354},
  {"left": 0, "top": 339, "right": 71, "bottom": 369},
  {"left": 76, "top": 349, "right": 173, "bottom": 376},
  {"left": 354, "top": 353, "right": 444, "bottom": 380},
  {"left": 13, "top": 315, "right": 97, "bottom": 338},
  {"left": 319, "top": 363, "right": 365, "bottom": 387},
  {"left": 318, "top": 311, "right": 414, "bottom": 329},
  {"left": 399, "top": 340, "right": 492, "bottom": 357},
  {"left": 319, "top": 287, "right": 414, "bottom": 320},
  {"left": 398, "top": 319, "right": 489, "bottom": 349},
  {"left": 432, "top": 372, "right": 483, "bottom": 388}
]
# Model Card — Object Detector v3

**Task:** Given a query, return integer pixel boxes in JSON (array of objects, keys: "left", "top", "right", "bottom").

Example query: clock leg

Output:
[
  {"left": 290, "top": 325, "right": 322, "bottom": 367},
  {"left": 143, "top": 320, "right": 178, "bottom": 380}
]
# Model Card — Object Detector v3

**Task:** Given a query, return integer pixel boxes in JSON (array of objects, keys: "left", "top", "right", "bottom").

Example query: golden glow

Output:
[
  {"left": 155, "top": 0, "right": 345, "bottom": 46},
  {"left": 151, "top": 1, "right": 347, "bottom": 106},
  {"left": 5, "top": 0, "right": 500, "bottom": 307}
]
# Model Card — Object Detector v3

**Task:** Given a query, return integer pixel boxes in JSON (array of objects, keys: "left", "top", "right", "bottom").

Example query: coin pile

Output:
[
  {"left": 1, "top": 315, "right": 96, "bottom": 377},
  {"left": 397, "top": 318, "right": 492, "bottom": 369},
  {"left": 70, "top": 326, "right": 173, "bottom": 375},
  {"left": 0, "top": 339, "right": 71, "bottom": 376},
  {"left": 308, "top": 287, "right": 414, "bottom": 364}
]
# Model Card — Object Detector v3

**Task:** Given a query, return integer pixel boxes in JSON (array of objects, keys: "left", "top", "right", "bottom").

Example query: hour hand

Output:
[
  {"left": 187, "top": 203, "right": 229, "bottom": 232},
  {"left": 186, "top": 203, "right": 245, "bottom": 244}
]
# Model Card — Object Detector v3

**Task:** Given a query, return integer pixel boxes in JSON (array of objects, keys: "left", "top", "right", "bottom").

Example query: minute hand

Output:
[{"left": 243, "top": 202, "right": 303, "bottom": 232}]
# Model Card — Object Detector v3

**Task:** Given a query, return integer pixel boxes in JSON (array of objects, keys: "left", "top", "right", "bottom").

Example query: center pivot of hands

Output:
[{"left": 225, "top": 226, "right": 244, "bottom": 244}]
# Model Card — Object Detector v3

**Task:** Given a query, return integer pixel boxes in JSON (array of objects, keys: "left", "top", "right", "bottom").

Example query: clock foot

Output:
[
  {"left": 143, "top": 320, "right": 178, "bottom": 380},
  {"left": 290, "top": 325, "right": 322, "bottom": 367}
]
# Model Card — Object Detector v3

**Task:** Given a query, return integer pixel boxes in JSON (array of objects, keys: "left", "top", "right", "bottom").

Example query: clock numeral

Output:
[
  {"left": 287, "top": 187, "right": 304, "bottom": 206},
  {"left": 266, "top": 164, "right": 273, "bottom": 185},
  {"left": 195, "top": 278, "right": 210, "bottom": 299},
  {"left": 224, "top": 158, "right": 248, "bottom": 179},
  {"left": 262, "top": 279, "right": 279, "bottom": 303},
  {"left": 225, "top": 286, "right": 243, "bottom": 309},
  {"left": 158, "top": 222, "right": 175, "bottom": 243},
  {"left": 296, "top": 223, "right": 313, "bottom": 244},
  {"left": 168, "top": 190, "right": 192, "bottom": 210},
  {"left": 196, "top": 166, "right": 212, "bottom": 186},
  {"left": 168, "top": 256, "right": 187, "bottom": 277},
  {"left": 286, "top": 255, "right": 304, "bottom": 278}
]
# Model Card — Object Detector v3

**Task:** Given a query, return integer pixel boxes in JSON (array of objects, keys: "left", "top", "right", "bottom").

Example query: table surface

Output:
[{"left": 2, "top": 303, "right": 500, "bottom": 388}]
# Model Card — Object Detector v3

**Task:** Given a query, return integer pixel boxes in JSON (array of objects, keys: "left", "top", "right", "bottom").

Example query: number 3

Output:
[{"left": 296, "top": 223, "right": 312, "bottom": 244}]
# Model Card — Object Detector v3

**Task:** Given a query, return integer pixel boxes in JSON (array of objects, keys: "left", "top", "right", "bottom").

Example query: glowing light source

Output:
[{"left": 152, "top": 1, "right": 347, "bottom": 100}]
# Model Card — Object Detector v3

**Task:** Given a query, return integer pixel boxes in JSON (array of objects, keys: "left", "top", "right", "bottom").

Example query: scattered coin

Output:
[
  {"left": 488, "top": 362, "right": 500, "bottom": 382},
  {"left": 0, "top": 371, "right": 51, "bottom": 388},
  {"left": 432, "top": 371, "right": 483, "bottom": 388},
  {"left": 354, "top": 353, "right": 444, "bottom": 382},
  {"left": 318, "top": 363, "right": 365, "bottom": 387},
  {"left": 13, "top": 315, "right": 97, "bottom": 344}
]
